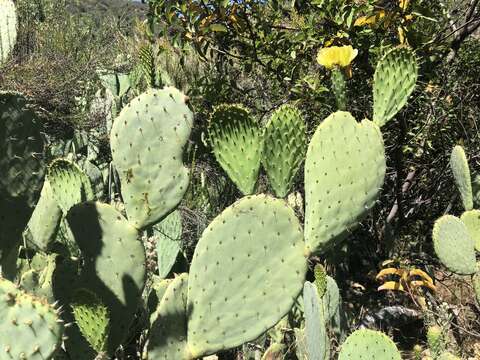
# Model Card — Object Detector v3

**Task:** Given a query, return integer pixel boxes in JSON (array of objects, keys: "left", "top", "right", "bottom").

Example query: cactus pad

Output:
[
  {"left": 338, "top": 329, "right": 401, "bottom": 360},
  {"left": 303, "top": 281, "right": 329, "bottom": 360},
  {"left": 187, "top": 194, "right": 307, "bottom": 357},
  {"left": 110, "top": 87, "right": 193, "bottom": 229},
  {"left": 460, "top": 210, "right": 480, "bottom": 252},
  {"left": 71, "top": 288, "right": 110, "bottom": 354},
  {"left": 0, "top": 0, "right": 17, "bottom": 64},
  {"left": 148, "top": 274, "right": 191, "bottom": 360},
  {"left": 47, "top": 159, "right": 95, "bottom": 214},
  {"left": 24, "top": 179, "right": 62, "bottom": 251},
  {"left": 450, "top": 145, "right": 473, "bottom": 210},
  {"left": 0, "top": 277, "right": 64, "bottom": 360},
  {"left": 262, "top": 104, "right": 306, "bottom": 197},
  {"left": 304, "top": 111, "right": 385, "bottom": 254},
  {"left": 0, "top": 91, "right": 45, "bottom": 205},
  {"left": 67, "top": 202, "right": 146, "bottom": 352},
  {"left": 209, "top": 104, "right": 262, "bottom": 195},
  {"left": 154, "top": 210, "right": 183, "bottom": 279},
  {"left": 432, "top": 215, "right": 476, "bottom": 275},
  {"left": 373, "top": 46, "right": 418, "bottom": 127}
]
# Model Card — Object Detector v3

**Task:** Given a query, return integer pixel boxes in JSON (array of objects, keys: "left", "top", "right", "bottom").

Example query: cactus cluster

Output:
[
  {"left": 0, "top": 41, "right": 423, "bottom": 359},
  {"left": 433, "top": 145, "right": 480, "bottom": 304}
]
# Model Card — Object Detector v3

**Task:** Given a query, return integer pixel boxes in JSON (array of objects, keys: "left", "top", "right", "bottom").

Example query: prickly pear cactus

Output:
[
  {"left": 71, "top": 288, "right": 110, "bottom": 355},
  {"left": 0, "top": 92, "right": 45, "bottom": 204},
  {"left": 460, "top": 210, "right": 480, "bottom": 252},
  {"left": 209, "top": 104, "right": 262, "bottom": 195},
  {"left": 67, "top": 202, "right": 146, "bottom": 353},
  {"left": 373, "top": 46, "right": 418, "bottom": 127},
  {"left": 432, "top": 215, "right": 476, "bottom": 275},
  {"left": 148, "top": 274, "right": 190, "bottom": 359},
  {"left": 187, "top": 195, "right": 307, "bottom": 357},
  {"left": 47, "top": 158, "right": 95, "bottom": 214},
  {"left": 314, "top": 264, "right": 327, "bottom": 297},
  {"left": 110, "top": 87, "right": 193, "bottom": 229},
  {"left": 0, "top": 0, "right": 17, "bottom": 64},
  {"left": 304, "top": 111, "right": 386, "bottom": 255},
  {"left": 303, "top": 281, "right": 329, "bottom": 360},
  {"left": 0, "top": 277, "right": 64, "bottom": 360},
  {"left": 0, "top": 92, "right": 45, "bottom": 260},
  {"left": 154, "top": 210, "right": 183, "bottom": 279},
  {"left": 338, "top": 329, "right": 401, "bottom": 360},
  {"left": 450, "top": 145, "right": 473, "bottom": 211},
  {"left": 262, "top": 104, "right": 306, "bottom": 198},
  {"left": 24, "top": 179, "right": 62, "bottom": 251}
]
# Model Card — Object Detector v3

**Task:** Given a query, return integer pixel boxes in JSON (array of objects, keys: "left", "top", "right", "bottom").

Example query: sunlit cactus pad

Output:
[
  {"left": 71, "top": 288, "right": 110, "bottom": 354},
  {"left": 373, "top": 46, "right": 418, "bottom": 127},
  {"left": 148, "top": 274, "right": 190, "bottom": 360},
  {"left": 110, "top": 87, "right": 193, "bottom": 229},
  {"left": 432, "top": 215, "right": 476, "bottom": 275},
  {"left": 209, "top": 104, "right": 262, "bottom": 195},
  {"left": 303, "top": 281, "right": 328, "bottom": 360},
  {"left": 0, "top": 0, "right": 17, "bottom": 64},
  {"left": 450, "top": 145, "right": 473, "bottom": 210},
  {"left": 338, "top": 329, "right": 401, "bottom": 360},
  {"left": 460, "top": 209, "right": 480, "bottom": 252},
  {"left": 154, "top": 210, "right": 183, "bottom": 279},
  {"left": 262, "top": 104, "right": 306, "bottom": 197},
  {"left": 187, "top": 194, "right": 306, "bottom": 357},
  {"left": 0, "top": 277, "right": 64, "bottom": 360},
  {"left": 24, "top": 179, "right": 62, "bottom": 251},
  {"left": 47, "top": 158, "right": 94, "bottom": 214},
  {"left": 304, "top": 111, "right": 385, "bottom": 254}
]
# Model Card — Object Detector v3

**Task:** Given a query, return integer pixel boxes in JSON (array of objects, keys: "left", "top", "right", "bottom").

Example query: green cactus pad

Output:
[
  {"left": 154, "top": 210, "right": 183, "bottom": 279},
  {"left": 187, "top": 194, "right": 307, "bottom": 357},
  {"left": 262, "top": 104, "right": 307, "bottom": 198},
  {"left": 322, "top": 275, "right": 340, "bottom": 322},
  {"left": 373, "top": 46, "right": 418, "bottom": 127},
  {"left": 450, "top": 145, "right": 473, "bottom": 211},
  {"left": 71, "top": 288, "right": 110, "bottom": 354},
  {"left": 209, "top": 104, "right": 262, "bottom": 195},
  {"left": 338, "top": 329, "right": 401, "bottom": 360},
  {"left": 110, "top": 87, "right": 193, "bottom": 229},
  {"left": 331, "top": 68, "right": 347, "bottom": 110},
  {"left": 303, "top": 281, "right": 329, "bottom": 360},
  {"left": 432, "top": 215, "right": 476, "bottom": 275},
  {"left": 0, "top": 0, "right": 17, "bottom": 64},
  {"left": 0, "top": 277, "right": 64, "bottom": 360},
  {"left": 0, "top": 92, "right": 45, "bottom": 205},
  {"left": 24, "top": 179, "right": 62, "bottom": 251},
  {"left": 0, "top": 92, "right": 45, "bottom": 259},
  {"left": 314, "top": 264, "right": 327, "bottom": 298},
  {"left": 67, "top": 202, "right": 146, "bottom": 353},
  {"left": 460, "top": 210, "right": 480, "bottom": 252},
  {"left": 304, "top": 111, "right": 386, "bottom": 255},
  {"left": 47, "top": 158, "right": 95, "bottom": 214},
  {"left": 148, "top": 274, "right": 191, "bottom": 360}
]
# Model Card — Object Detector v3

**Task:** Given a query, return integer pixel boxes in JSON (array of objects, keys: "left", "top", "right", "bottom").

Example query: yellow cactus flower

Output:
[{"left": 316, "top": 45, "right": 358, "bottom": 69}]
